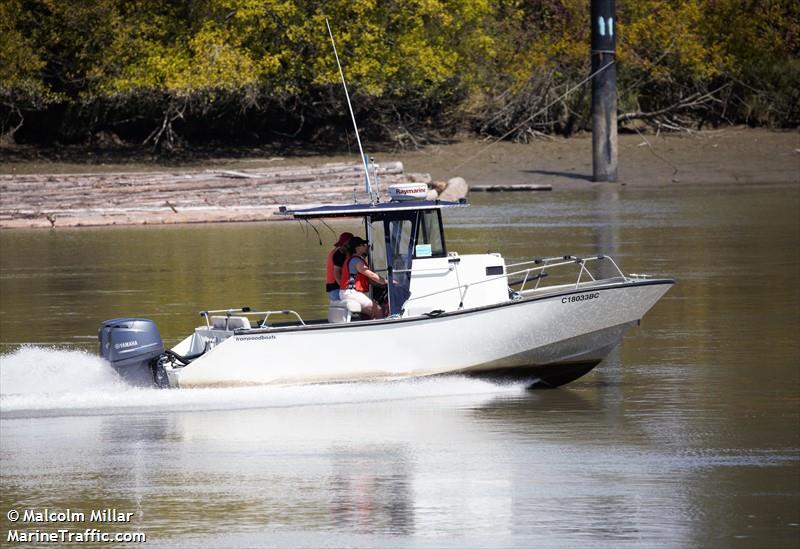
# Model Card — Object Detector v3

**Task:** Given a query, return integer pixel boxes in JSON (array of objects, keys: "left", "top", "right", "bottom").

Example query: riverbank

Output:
[
  {"left": 1, "top": 128, "right": 797, "bottom": 229},
  {"left": 399, "top": 128, "right": 798, "bottom": 189}
]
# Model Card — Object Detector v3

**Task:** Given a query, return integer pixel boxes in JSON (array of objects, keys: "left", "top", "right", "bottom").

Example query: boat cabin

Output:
[{"left": 285, "top": 198, "right": 511, "bottom": 320}]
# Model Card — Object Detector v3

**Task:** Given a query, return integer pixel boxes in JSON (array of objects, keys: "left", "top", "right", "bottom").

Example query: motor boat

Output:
[
  {"left": 98, "top": 184, "right": 674, "bottom": 389},
  {"left": 98, "top": 23, "right": 672, "bottom": 389}
]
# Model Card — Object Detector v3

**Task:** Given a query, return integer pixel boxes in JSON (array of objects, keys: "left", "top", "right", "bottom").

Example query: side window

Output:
[
  {"left": 415, "top": 210, "right": 445, "bottom": 257},
  {"left": 369, "top": 221, "right": 387, "bottom": 275}
]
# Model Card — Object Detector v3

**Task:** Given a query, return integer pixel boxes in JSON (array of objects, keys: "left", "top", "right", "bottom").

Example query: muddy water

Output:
[{"left": 1, "top": 184, "right": 798, "bottom": 548}]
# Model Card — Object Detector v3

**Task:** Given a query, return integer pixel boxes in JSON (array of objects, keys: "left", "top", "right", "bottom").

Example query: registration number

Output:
[{"left": 562, "top": 292, "right": 600, "bottom": 304}]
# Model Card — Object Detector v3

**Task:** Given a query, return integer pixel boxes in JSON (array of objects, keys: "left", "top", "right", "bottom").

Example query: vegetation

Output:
[{"left": 1, "top": 0, "right": 797, "bottom": 152}]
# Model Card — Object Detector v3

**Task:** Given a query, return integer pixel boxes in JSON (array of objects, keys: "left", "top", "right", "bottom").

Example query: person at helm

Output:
[{"left": 339, "top": 236, "right": 387, "bottom": 319}]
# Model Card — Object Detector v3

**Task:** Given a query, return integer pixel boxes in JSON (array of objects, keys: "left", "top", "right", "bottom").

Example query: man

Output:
[{"left": 326, "top": 232, "right": 353, "bottom": 301}]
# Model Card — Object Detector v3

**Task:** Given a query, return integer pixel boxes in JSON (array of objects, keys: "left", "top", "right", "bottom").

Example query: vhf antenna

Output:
[{"left": 325, "top": 18, "right": 374, "bottom": 202}]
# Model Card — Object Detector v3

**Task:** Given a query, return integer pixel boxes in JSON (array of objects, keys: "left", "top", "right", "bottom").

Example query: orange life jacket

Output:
[
  {"left": 325, "top": 248, "right": 338, "bottom": 285},
  {"left": 340, "top": 255, "right": 370, "bottom": 292}
]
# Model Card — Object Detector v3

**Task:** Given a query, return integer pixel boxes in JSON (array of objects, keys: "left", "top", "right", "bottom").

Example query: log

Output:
[
  {"left": 471, "top": 184, "right": 553, "bottom": 192},
  {"left": 0, "top": 161, "right": 437, "bottom": 228}
]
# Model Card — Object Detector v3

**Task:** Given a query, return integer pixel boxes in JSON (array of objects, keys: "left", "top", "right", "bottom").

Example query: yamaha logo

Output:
[{"left": 114, "top": 340, "right": 138, "bottom": 350}]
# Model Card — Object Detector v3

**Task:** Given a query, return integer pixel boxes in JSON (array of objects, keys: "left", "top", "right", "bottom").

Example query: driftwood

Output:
[
  {"left": 471, "top": 184, "right": 552, "bottom": 192},
  {"left": 0, "top": 161, "right": 432, "bottom": 228}
]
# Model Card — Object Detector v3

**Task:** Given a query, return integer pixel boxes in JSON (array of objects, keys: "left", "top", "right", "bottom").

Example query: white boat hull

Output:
[{"left": 169, "top": 279, "right": 672, "bottom": 389}]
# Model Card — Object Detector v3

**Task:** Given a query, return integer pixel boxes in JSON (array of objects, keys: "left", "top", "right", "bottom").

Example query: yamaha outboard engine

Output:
[{"left": 99, "top": 318, "right": 167, "bottom": 387}]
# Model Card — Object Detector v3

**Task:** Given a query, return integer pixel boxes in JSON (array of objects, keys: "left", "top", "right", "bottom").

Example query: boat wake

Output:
[{"left": 0, "top": 346, "right": 528, "bottom": 419}]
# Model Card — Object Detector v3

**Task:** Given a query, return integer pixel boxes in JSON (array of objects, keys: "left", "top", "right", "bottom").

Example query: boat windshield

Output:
[{"left": 370, "top": 209, "right": 446, "bottom": 315}]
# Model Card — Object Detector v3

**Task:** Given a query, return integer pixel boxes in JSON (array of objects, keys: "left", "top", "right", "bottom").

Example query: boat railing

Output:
[
  {"left": 506, "top": 254, "right": 626, "bottom": 292},
  {"left": 255, "top": 310, "right": 307, "bottom": 327},
  {"left": 402, "top": 254, "right": 629, "bottom": 306},
  {"left": 200, "top": 307, "right": 306, "bottom": 329}
]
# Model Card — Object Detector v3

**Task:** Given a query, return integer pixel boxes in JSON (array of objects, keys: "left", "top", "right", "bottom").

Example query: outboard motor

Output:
[{"left": 99, "top": 318, "right": 167, "bottom": 387}]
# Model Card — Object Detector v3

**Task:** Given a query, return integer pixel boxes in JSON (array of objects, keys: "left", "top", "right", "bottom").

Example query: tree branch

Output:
[{"left": 618, "top": 83, "right": 731, "bottom": 123}]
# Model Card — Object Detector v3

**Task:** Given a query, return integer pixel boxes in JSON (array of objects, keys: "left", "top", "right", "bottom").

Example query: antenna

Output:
[{"left": 325, "top": 18, "right": 373, "bottom": 200}]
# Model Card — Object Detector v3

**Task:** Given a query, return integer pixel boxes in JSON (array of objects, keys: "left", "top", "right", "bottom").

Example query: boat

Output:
[
  {"left": 97, "top": 21, "right": 673, "bottom": 390},
  {"left": 98, "top": 184, "right": 673, "bottom": 389}
]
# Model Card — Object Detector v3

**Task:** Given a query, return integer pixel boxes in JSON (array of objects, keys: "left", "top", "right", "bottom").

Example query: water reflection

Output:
[{"left": 330, "top": 446, "right": 413, "bottom": 535}]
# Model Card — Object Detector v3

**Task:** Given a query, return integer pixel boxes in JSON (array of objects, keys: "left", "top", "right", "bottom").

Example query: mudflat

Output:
[
  {"left": 1, "top": 128, "right": 797, "bottom": 229},
  {"left": 399, "top": 128, "right": 799, "bottom": 189}
]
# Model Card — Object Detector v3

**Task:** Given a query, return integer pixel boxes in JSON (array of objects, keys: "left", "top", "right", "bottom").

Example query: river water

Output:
[{"left": 1, "top": 184, "right": 798, "bottom": 548}]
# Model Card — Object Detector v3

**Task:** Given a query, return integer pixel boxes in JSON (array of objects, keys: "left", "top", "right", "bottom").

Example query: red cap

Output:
[{"left": 334, "top": 232, "right": 354, "bottom": 247}]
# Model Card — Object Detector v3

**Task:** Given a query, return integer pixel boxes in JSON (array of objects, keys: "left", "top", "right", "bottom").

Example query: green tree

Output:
[
  {"left": 0, "top": 0, "right": 797, "bottom": 151},
  {"left": 0, "top": 0, "right": 51, "bottom": 140}
]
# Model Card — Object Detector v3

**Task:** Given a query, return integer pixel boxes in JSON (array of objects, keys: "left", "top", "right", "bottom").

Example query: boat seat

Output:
[
  {"left": 328, "top": 299, "right": 361, "bottom": 323},
  {"left": 209, "top": 315, "right": 251, "bottom": 330},
  {"left": 210, "top": 316, "right": 228, "bottom": 330},
  {"left": 226, "top": 316, "right": 251, "bottom": 330}
]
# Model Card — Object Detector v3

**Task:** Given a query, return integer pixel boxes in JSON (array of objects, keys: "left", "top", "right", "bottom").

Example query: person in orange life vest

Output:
[
  {"left": 339, "top": 236, "right": 387, "bottom": 319},
  {"left": 326, "top": 232, "right": 353, "bottom": 301}
]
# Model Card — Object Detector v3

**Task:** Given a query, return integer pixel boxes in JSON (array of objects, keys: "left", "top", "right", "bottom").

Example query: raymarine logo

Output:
[
  {"left": 114, "top": 340, "right": 138, "bottom": 349},
  {"left": 395, "top": 186, "right": 426, "bottom": 195}
]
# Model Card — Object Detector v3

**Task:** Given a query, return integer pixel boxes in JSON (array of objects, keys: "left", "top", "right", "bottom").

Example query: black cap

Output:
[
  {"left": 350, "top": 236, "right": 367, "bottom": 246},
  {"left": 347, "top": 236, "right": 368, "bottom": 252}
]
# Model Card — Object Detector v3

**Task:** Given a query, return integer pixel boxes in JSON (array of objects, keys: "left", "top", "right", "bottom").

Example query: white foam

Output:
[
  {"left": 0, "top": 346, "right": 527, "bottom": 418},
  {"left": 0, "top": 346, "right": 124, "bottom": 395}
]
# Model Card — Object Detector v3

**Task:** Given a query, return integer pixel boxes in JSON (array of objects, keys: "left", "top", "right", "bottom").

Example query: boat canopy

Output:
[{"left": 282, "top": 200, "right": 467, "bottom": 220}]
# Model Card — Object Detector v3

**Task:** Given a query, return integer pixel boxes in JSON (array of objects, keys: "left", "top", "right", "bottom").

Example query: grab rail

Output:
[
  {"left": 506, "top": 255, "right": 626, "bottom": 291},
  {"left": 200, "top": 307, "right": 306, "bottom": 329},
  {"left": 257, "top": 310, "right": 306, "bottom": 327}
]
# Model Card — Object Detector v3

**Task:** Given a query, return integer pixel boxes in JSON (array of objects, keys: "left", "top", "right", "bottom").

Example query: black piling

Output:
[{"left": 591, "top": 0, "right": 618, "bottom": 182}]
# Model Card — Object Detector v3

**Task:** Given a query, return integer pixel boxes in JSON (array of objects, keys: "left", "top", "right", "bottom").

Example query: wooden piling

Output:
[{"left": 591, "top": 0, "right": 618, "bottom": 182}]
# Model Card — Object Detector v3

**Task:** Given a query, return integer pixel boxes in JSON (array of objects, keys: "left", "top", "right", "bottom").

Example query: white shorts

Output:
[{"left": 339, "top": 289, "right": 373, "bottom": 311}]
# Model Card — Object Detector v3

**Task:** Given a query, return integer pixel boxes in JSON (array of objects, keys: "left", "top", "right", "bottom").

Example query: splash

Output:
[
  {"left": 0, "top": 345, "right": 124, "bottom": 395},
  {"left": 0, "top": 346, "right": 527, "bottom": 418}
]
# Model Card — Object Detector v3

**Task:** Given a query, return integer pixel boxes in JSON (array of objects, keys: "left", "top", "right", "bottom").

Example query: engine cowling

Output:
[{"left": 98, "top": 318, "right": 165, "bottom": 387}]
